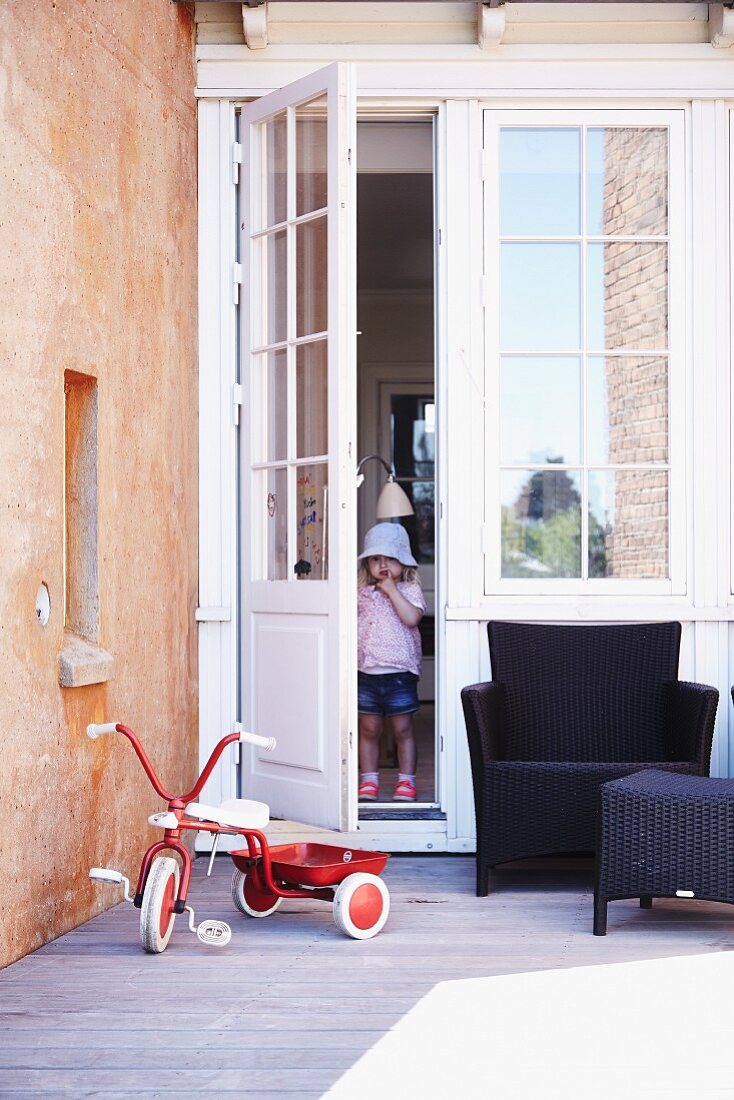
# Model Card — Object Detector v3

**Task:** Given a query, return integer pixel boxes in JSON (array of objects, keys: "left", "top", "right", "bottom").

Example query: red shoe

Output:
[
  {"left": 393, "top": 779, "right": 416, "bottom": 802},
  {"left": 358, "top": 779, "right": 379, "bottom": 801}
]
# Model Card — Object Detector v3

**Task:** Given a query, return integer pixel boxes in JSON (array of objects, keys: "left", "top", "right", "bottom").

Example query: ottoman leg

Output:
[
  {"left": 593, "top": 893, "right": 607, "bottom": 936},
  {"left": 640, "top": 895, "right": 653, "bottom": 909}
]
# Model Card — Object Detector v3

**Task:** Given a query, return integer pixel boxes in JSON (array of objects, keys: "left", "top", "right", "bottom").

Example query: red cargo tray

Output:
[{"left": 232, "top": 842, "right": 389, "bottom": 888}]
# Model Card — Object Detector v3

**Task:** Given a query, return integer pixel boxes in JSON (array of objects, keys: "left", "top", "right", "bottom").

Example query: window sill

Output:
[{"left": 59, "top": 632, "right": 115, "bottom": 689}]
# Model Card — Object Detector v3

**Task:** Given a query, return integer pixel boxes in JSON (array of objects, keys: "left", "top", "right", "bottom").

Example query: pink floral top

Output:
[{"left": 357, "top": 581, "right": 426, "bottom": 677}]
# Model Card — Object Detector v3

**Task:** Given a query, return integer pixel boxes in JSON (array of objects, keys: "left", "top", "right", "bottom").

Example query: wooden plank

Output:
[{"left": 2, "top": 855, "right": 733, "bottom": 1095}]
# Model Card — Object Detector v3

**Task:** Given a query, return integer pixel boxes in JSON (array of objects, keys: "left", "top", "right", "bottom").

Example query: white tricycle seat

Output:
[{"left": 185, "top": 798, "right": 270, "bottom": 831}]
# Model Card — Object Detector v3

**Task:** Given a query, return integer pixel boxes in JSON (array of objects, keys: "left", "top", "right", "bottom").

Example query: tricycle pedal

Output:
[
  {"left": 89, "top": 867, "right": 134, "bottom": 904},
  {"left": 196, "top": 920, "right": 232, "bottom": 947}
]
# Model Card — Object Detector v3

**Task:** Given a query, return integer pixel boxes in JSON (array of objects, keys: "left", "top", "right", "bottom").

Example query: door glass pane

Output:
[
  {"left": 296, "top": 341, "right": 328, "bottom": 458},
  {"left": 501, "top": 243, "right": 580, "bottom": 351},
  {"left": 255, "top": 230, "right": 287, "bottom": 346},
  {"left": 252, "top": 349, "right": 287, "bottom": 462},
  {"left": 587, "top": 242, "right": 667, "bottom": 351},
  {"left": 296, "top": 216, "right": 328, "bottom": 336},
  {"left": 255, "top": 113, "right": 287, "bottom": 230},
  {"left": 397, "top": 480, "right": 435, "bottom": 565},
  {"left": 295, "top": 463, "right": 328, "bottom": 580},
  {"left": 587, "top": 128, "right": 668, "bottom": 237},
  {"left": 501, "top": 469, "right": 582, "bottom": 578},
  {"left": 262, "top": 467, "right": 287, "bottom": 580},
  {"left": 588, "top": 470, "right": 669, "bottom": 578},
  {"left": 501, "top": 128, "right": 580, "bottom": 236},
  {"left": 587, "top": 356, "right": 668, "bottom": 466},
  {"left": 296, "top": 95, "right": 328, "bottom": 217},
  {"left": 391, "top": 396, "right": 435, "bottom": 479},
  {"left": 500, "top": 357, "right": 581, "bottom": 465}
]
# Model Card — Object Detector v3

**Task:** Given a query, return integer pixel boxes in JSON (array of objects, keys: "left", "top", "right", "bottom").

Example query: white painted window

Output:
[
  {"left": 249, "top": 97, "right": 331, "bottom": 582},
  {"left": 483, "top": 109, "right": 685, "bottom": 596}
]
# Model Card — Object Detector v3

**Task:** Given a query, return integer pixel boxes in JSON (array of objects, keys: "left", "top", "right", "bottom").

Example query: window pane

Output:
[
  {"left": 587, "top": 356, "right": 668, "bottom": 466},
  {"left": 296, "top": 216, "right": 327, "bottom": 337},
  {"left": 587, "top": 128, "right": 668, "bottom": 237},
  {"left": 296, "top": 463, "right": 328, "bottom": 579},
  {"left": 261, "top": 467, "right": 287, "bottom": 580},
  {"left": 296, "top": 341, "right": 328, "bottom": 458},
  {"left": 587, "top": 242, "right": 667, "bottom": 351},
  {"left": 255, "top": 230, "right": 287, "bottom": 346},
  {"left": 398, "top": 481, "right": 434, "bottom": 565},
  {"left": 500, "top": 357, "right": 581, "bottom": 465},
  {"left": 255, "top": 113, "right": 287, "bottom": 230},
  {"left": 253, "top": 349, "right": 287, "bottom": 462},
  {"left": 500, "top": 128, "right": 581, "bottom": 236},
  {"left": 501, "top": 469, "right": 581, "bottom": 578},
  {"left": 296, "top": 96, "right": 328, "bottom": 217},
  {"left": 501, "top": 243, "right": 581, "bottom": 351},
  {"left": 391, "top": 395, "right": 435, "bottom": 479},
  {"left": 588, "top": 470, "right": 668, "bottom": 579}
]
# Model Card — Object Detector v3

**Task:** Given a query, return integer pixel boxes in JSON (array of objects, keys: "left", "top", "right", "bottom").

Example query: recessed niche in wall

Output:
[
  {"left": 64, "top": 370, "right": 99, "bottom": 642},
  {"left": 59, "top": 371, "right": 114, "bottom": 688}
]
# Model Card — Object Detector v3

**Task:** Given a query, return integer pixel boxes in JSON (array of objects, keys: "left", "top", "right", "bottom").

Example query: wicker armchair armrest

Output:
[
  {"left": 461, "top": 681, "right": 505, "bottom": 764},
  {"left": 664, "top": 680, "right": 718, "bottom": 773}
]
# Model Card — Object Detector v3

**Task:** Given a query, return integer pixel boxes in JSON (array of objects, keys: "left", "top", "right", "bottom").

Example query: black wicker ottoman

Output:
[{"left": 594, "top": 769, "right": 734, "bottom": 935}]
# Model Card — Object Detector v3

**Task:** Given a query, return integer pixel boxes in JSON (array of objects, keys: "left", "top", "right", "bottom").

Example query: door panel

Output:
[
  {"left": 239, "top": 63, "right": 356, "bottom": 829},
  {"left": 252, "top": 615, "right": 325, "bottom": 771}
]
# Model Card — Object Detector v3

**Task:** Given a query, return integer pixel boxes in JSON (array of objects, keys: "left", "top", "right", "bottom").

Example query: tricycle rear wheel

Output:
[
  {"left": 140, "top": 856, "right": 180, "bottom": 953},
  {"left": 231, "top": 869, "right": 282, "bottom": 918}
]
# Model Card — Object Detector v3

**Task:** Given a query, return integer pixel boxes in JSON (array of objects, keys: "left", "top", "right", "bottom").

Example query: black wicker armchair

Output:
[{"left": 461, "top": 622, "right": 718, "bottom": 897}]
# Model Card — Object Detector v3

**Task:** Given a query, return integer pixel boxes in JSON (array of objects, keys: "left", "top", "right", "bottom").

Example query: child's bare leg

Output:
[
  {"left": 359, "top": 713, "right": 382, "bottom": 774},
  {"left": 391, "top": 712, "right": 417, "bottom": 775}
]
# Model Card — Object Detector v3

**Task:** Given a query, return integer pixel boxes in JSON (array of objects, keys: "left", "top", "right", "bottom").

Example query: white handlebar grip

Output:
[
  {"left": 238, "top": 729, "right": 277, "bottom": 752},
  {"left": 87, "top": 722, "right": 118, "bottom": 739}
]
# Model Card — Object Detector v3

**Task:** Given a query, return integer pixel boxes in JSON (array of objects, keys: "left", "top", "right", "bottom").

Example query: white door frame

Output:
[{"left": 195, "top": 95, "right": 459, "bottom": 853}]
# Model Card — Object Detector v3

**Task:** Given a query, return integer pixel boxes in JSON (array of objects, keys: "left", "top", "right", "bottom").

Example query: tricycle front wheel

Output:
[
  {"left": 231, "top": 869, "right": 282, "bottom": 918},
  {"left": 140, "top": 856, "right": 179, "bottom": 953},
  {"left": 333, "top": 873, "right": 390, "bottom": 940}
]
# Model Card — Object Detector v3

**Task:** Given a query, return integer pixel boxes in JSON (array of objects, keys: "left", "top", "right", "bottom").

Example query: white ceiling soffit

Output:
[{"left": 191, "top": 3, "right": 718, "bottom": 50}]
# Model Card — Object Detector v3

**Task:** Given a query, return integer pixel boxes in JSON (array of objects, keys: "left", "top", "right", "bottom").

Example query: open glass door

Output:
[{"left": 239, "top": 64, "right": 356, "bottom": 830}]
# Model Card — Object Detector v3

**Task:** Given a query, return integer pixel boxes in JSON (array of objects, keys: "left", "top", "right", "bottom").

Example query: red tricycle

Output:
[{"left": 88, "top": 722, "right": 390, "bottom": 952}]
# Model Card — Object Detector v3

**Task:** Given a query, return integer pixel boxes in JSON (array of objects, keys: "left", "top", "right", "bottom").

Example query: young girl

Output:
[{"left": 357, "top": 522, "right": 425, "bottom": 803}]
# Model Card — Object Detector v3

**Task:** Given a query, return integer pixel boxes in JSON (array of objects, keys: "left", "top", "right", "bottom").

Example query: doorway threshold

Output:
[
  {"left": 359, "top": 807, "right": 445, "bottom": 822},
  {"left": 259, "top": 817, "right": 450, "bottom": 853}
]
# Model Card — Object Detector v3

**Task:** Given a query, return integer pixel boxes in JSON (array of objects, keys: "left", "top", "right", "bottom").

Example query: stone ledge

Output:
[{"left": 59, "top": 632, "right": 114, "bottom": 688}]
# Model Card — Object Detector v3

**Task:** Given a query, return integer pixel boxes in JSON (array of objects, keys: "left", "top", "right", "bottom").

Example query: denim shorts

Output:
[{"left": 358, "top": 671, "right": 420, "bottom": 717}]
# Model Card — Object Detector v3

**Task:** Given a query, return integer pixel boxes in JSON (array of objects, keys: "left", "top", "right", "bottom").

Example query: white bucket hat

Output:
[{"left": 358, "top": 522, "right": 417, "bottom": 567}]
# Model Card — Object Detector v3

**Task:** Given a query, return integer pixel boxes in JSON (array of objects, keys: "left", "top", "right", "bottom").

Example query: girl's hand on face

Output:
[{"left": 375, "top": 574, "right": 398, "bottom": 598}]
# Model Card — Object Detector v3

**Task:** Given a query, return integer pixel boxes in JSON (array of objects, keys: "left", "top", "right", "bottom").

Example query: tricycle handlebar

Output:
[
  {"left": 87, "top": 722, "right": 120, "bottom": 738},
  {"left": 87, "top": 722, "right": 276, "bottom": 804},
  {"left": 239, "top": 729, "right": 277, "bottom": 752}
]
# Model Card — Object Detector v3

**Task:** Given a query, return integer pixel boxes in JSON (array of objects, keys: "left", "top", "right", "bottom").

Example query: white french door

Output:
[{"left": 239, "top": 63, "right": 357, "bottom": 830}]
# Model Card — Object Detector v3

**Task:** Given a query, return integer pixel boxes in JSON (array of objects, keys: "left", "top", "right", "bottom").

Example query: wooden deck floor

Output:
[{"left": 2, "top": 854, "right": 734, "bottom": 1098}]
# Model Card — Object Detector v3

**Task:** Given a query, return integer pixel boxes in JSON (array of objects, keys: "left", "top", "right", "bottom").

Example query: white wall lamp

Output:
[{"left": 356, "top": 454, "right": 414, "bottom": 520}]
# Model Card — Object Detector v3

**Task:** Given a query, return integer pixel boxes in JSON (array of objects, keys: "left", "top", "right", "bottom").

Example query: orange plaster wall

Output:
[{"left": 0, "top": 1, "right": 199, "bottom": 967}]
